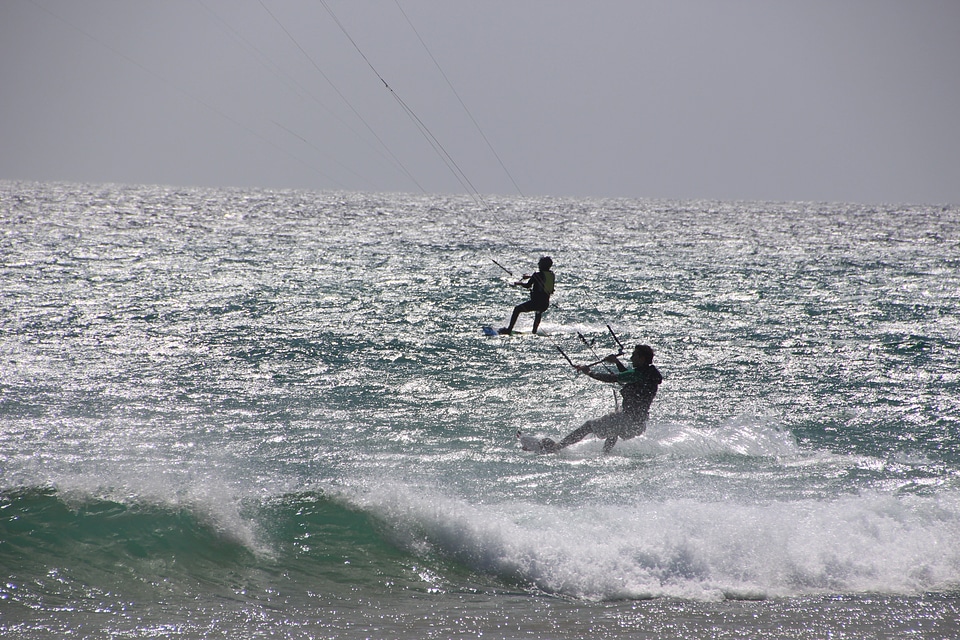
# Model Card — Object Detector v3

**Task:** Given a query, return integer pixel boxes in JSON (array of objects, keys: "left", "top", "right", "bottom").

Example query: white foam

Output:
[
  {"left": 637, "top": 417, "right": 801, "bottom": 458},
  {"left": 347, "top": 481, "right": 960, "bottom": 601}
]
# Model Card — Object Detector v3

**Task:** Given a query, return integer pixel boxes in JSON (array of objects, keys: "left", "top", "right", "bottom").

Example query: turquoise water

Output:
[{"left": 1, "top": 181, "right": 959, "bottom": 638}]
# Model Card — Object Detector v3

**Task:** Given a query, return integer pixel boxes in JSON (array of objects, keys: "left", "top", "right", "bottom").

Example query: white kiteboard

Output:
[{"left": 516, "top": 430, "right": 557, "bottom": 453}]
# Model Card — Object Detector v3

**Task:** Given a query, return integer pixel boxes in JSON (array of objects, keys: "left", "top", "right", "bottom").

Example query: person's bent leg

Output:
[
  {"left": 557, "top": 423, "right": 594, "bottom": 449},
  {"left": 545, "top": 413, "right": 623, "bottom": 453},
  {"left": 541, "top": 423, "right": 593, "bottom": 453},
  {"left": 532, "top": 311, "right": 543, "bottom": 334},
  {"left": 503, "top": 305, "right": 523, "bottom": 334}
]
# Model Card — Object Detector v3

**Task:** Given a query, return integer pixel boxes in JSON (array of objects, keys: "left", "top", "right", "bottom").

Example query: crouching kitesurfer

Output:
[{"left": 540, "top": 344, "right": 662, "bottom": 454}]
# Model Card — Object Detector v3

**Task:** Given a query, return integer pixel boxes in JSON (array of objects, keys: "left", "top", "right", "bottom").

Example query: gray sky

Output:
[{"left": 2, "top": 1, "right": 959, "bottom": 204}]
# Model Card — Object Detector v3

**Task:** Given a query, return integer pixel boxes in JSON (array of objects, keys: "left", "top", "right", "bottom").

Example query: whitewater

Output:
[{"left": 1, "top": 181, "right": 959, "bottom": 638}]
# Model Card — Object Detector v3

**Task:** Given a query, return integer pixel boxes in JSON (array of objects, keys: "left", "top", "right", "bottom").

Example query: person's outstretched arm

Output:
[
  {"left": 603, "top": 353, "right": 627, "bottom": 372},
  {"left": 575, "top": 364, "right": 619, "bottom": 383}
]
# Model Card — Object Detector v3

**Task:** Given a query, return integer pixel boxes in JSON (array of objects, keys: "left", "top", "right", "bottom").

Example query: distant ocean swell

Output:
[{"left": 4, "top": 482, "right": 959, "bottom": 604}]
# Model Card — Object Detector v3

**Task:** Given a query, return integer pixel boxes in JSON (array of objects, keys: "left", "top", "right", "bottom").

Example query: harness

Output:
[{"left": 542, "top": 271, "right": 555, "bottom": 295}]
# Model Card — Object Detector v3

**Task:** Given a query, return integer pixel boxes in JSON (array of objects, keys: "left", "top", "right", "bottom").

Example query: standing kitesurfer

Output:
[
  {"left": 540, "top": 344, "right": 662, "bottom": 454},
  {"left": 499, "top": 256, "right": 554, "bottom": 335}
]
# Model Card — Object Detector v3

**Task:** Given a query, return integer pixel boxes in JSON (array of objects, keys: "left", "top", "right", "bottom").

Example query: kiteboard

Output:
[
  {"left": 516, "top": 430, "right": 557, "bottom": 453},
  {"left": 482, "top": 326, "right": 549, "bottom": 337}
]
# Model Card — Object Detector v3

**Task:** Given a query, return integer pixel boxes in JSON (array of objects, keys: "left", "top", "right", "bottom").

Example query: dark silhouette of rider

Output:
[
  {"left": 541, "top": 344, "right": 662, "bottom": 453},
  {"left": 499, "top": 256, "right": 554, "bottom": 335}
]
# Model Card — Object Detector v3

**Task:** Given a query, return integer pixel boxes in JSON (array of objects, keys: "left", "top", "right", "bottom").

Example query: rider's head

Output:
[
  {"left": 631, "top": 344, "right": 654, "bottom": 367},
  {"left": 538, "top": 256, "right": 553, "bottom": 271}
]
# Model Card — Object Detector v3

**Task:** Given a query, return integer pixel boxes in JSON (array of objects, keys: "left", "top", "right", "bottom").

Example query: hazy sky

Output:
[{"left": 2, "top": 1, "right": 959, "bottom": 204}]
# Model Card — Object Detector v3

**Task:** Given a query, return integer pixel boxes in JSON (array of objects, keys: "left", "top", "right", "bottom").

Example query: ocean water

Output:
[{"left": 1, "top": 180, "right": 959, "bottom": 639}]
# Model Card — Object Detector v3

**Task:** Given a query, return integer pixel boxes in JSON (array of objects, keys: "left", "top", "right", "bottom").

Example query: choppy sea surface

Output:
[{"left": 1, "top": 180, "right": 959, "bottom": 639}]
